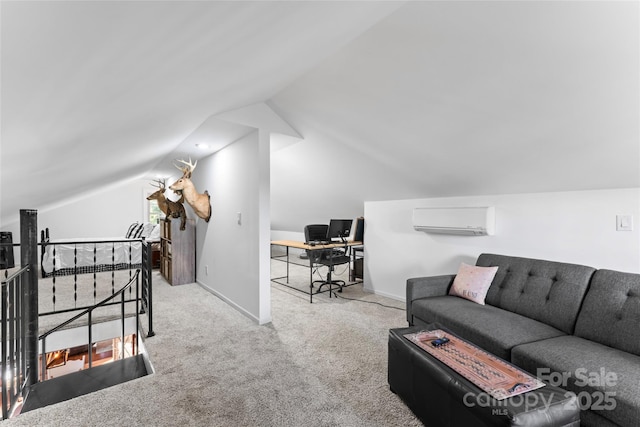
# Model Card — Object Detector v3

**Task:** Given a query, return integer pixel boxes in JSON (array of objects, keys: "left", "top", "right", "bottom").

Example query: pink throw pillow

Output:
[{"left": 448, "top": 263, "right": 498, "bottom": 305}]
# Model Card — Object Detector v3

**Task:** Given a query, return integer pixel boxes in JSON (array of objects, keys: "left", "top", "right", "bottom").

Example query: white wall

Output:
[
  {"left": 364, "top": 188, "right": 640, "bottom": 301},
  {"left": 3, "top": 128, "right": 272, "bottom": 325},
  {"left": 193, "top": 130, "right": 271, "bottom": 324},
  {"left": 2, "top": 178, "right": 153, "bottom": 240}
]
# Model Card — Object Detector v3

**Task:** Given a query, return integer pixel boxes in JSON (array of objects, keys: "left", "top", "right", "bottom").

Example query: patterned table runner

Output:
[{"left": 404, "top": 329, "right": 545, "bottom": 400}]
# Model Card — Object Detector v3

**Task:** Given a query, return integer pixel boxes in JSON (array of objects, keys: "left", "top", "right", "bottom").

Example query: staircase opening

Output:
[
  {"left": 14, "top": 318, "right": 153, "bottom": 415},
  {"left": 45, "top": 335, "right": 137, "bottom": 379},
  {"left": 40, "top": 318, "right": 148, "bottom": 380},
  {"left": 1, "top": 210, "right": 156, "bottom": 419}
]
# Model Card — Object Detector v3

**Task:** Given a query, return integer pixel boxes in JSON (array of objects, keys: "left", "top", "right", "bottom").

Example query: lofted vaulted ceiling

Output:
[
  {"left": 269, "top": 0, "right": 640, "bottom": 231},
  {"left": 1, "top": 1, "right": 638, "bottom": 231},
  {"left": 0, "top": 0, "right": 401, "bottom": 225}
]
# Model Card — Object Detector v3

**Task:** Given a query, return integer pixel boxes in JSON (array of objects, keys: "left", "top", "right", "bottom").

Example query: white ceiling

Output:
[
  {"left": 270, "top": 0, "right": 640, "bottom": 231},
  {"left": 1, "top": 1, "right": 638, "bottom": 231},
  {"left": 0, "top": 0, "right": 400, "bottom": 224}
]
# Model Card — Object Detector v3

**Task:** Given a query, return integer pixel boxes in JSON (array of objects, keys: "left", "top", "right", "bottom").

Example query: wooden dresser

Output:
[{"left": 160, "top": 218, "right": 195, "bottom": 285}]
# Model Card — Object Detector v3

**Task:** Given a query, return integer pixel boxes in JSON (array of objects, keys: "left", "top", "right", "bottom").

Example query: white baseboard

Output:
[
  {"left": 195, "top": 280, "right": 267, "bottom": 324},
  {"left": 362, "top": 284, "right": 406, "bottom": 303}
]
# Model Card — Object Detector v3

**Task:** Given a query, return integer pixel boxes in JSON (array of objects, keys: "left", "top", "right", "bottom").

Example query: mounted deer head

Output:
[
  {"left": 147, "top": 179, "right": 188, "bottom": 230},
  {"left": 147, "top": 179, "right": 169, "bottom": 216},
  {"left": 169, "top": 158, "right": 211, "bottom": 222}
]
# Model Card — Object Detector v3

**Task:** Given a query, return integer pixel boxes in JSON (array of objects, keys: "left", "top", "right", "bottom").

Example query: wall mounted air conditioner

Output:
[{"left": 412, "top": 207, "right": 495, "bottom": 236}]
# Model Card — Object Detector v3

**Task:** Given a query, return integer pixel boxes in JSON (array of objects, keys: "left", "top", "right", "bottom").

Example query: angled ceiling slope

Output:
[
  {"left": 0, "top": 1, "right": 401, "bottom": 227},
  {"left": 151, "top": 102, "right": 302, "bottom": 182},
  {"left": 215, "top": 102, "right": 303, "bottom": 151},
  {"left": 269, "top": 0, "right": 640, "bottom": 232}
]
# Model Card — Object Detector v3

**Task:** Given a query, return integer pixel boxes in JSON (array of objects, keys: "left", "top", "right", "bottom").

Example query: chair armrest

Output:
[{"left": 406, "top": 274, "right": 456, "bottom": 325}]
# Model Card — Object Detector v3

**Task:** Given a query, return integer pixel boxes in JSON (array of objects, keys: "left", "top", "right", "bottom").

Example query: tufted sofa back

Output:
[
  {"left": 476, "top": 254, "right": 596, "bottom": 334},
  {"left": 574, "top": 269, "right": 640, "bottom": 356}
]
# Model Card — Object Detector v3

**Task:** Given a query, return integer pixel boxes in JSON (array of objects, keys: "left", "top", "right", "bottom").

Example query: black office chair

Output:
[
  {"left": 304, "top": 224, "right": 351, "bottom": 294},
  {"left": 304, "top": 224, "right": 329, "bottom": 246}
]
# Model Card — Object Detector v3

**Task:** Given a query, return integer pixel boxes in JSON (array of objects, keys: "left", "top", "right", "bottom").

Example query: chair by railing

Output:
[
  {"left": 1, "top": 266, "right": 30, "bottom": 420},
  {"left": 39, "top": 269, "right": 142, "bottom": 379}
]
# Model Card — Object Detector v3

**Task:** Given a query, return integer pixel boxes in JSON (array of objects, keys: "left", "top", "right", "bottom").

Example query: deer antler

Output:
[
  {"left": 150, "top": 178, "right": 166, "bottom": 189},
  {"left": 174, "top": 158, "right": 197, "bottom": 177}
]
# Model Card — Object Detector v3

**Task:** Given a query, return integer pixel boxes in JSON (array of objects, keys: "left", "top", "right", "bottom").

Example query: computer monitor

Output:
[{"left": 327, "top": 219, "right": 353, "bottom": 242}]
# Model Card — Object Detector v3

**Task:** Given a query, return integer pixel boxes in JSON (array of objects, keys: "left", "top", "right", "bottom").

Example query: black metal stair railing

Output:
[
  {"left": 1, "top": 211, "right": 155, "bottom": 419},
  {"left": 1, "top": 267, "right": 30, "bottom": 420},
  {"left": 36, "top": 236, "right": 154, "bottom": 335},
  {"left": 38, "top": 269, "right": 142, "bottom": 379},
  {"left": 140, "top": 240, "right": 154, "bottom": 337},
  {"left": 39, "top": 234, "right": 149, "bottom": 316},
  {"left": 1, "top": 242, "right": 153, "bottom": 419}
]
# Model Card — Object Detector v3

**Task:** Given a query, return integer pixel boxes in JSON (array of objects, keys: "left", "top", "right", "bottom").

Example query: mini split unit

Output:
[{"left": 412, "top": 206, "right": 495, "bottom": 236}]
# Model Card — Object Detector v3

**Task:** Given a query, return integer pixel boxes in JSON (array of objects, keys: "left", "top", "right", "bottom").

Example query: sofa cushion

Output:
[
  {"left": 406, "top": 274, "right": 456, "bottom": 324},
  {"left": 512, "top": 335, "right": 640, "bottom": 427},
  {"left": 448, "top": 263, "right": 498, "bottom": 305},
  {"left": 476, "top": 254, "right": 596, "bottom": 334},
  {"left": 574, "top": 269, "right": 640, "bottom": 357},
  {"left": 410, "top": 295, "right": 566, "bottom": 360},
  {"left": 579, "top": 408, "right": 621, "bottom": 427}
]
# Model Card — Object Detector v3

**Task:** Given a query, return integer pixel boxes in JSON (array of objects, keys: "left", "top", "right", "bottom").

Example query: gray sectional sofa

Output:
[{"left": 406, "top": 253, "right": 640, "bottom": 427}]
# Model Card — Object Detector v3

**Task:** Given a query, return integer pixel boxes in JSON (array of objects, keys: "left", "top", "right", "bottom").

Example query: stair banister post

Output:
[
  {"left": 120, "top": 293, "right": 125, "bottom": 360},
  {"left": 41, "top": 338, "right": 46, "bottom": 382},
  {"left": 87, "top": 311, "right": 92, "bottom": 368},
  {"left": 20, "top": 209, "right": 39, "bottom": 387}
]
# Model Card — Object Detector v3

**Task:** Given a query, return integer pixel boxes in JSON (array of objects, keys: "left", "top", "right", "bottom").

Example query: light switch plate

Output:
[{"left": 616, "top": 214, "right": 633, "bottom": 231}]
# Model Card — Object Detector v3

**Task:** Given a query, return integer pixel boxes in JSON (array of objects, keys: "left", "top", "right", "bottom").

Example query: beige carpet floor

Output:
[{"left": 3, "top": 258, "right": 422, "bottom": 426}]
